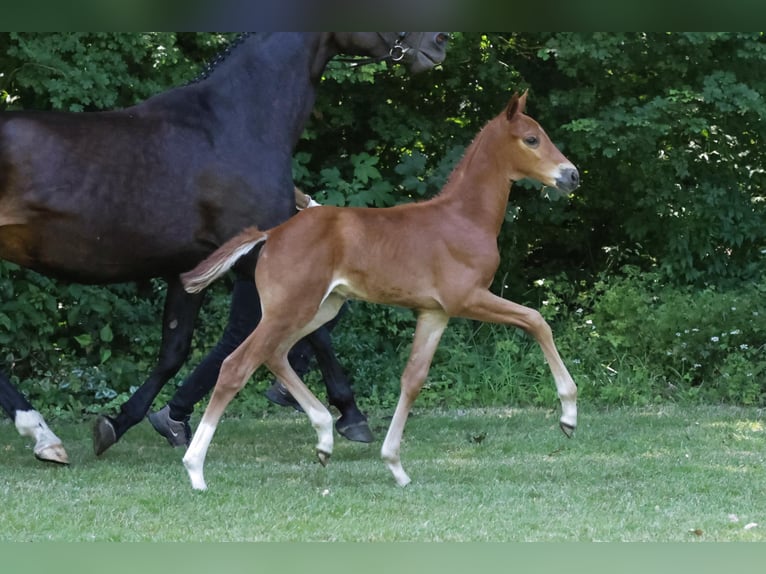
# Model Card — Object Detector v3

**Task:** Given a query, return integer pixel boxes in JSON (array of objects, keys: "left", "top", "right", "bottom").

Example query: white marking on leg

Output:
[
  {"left": 305, "top": 404, "right": 334, "bottom": 457},
  {"left": 381, "top": 397, "right": 413, "bottom": 487},
  {"left": 537, "top": 334, "right": 578, "bottom": 430},
  {"left": 15, "top": 410, "right": 68, "bottom": 463},
  {"left": 381, "top": 311, "right": 448, "bottom": 487},
  {"left": 182, "top": 420, "right": 217, "bottom": 490}
]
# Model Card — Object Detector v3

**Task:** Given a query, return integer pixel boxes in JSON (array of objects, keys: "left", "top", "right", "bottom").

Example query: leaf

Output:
[
  {"left": 99, "top": 324, "right": 114, "bottom": 343},
  {"left": 74, "top": 334, "right": 92, "bottom": 348},
  {"left": 351, "top": 153, "right": 381, "bottom": 185}
]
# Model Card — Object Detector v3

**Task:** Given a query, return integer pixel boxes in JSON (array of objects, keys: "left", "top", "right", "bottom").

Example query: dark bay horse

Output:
[
  {"left": 0, "top": 32, "right": 449, "bottom": 464},
  {"left": 179, "top": 92, "right": 580, "bottom": 490}
]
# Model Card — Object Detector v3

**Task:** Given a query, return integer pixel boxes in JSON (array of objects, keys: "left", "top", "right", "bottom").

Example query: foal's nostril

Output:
[
  {"left": 556, "top": 167, "right": 580, "bottom": 192},
  {"left": 570, "top": 169, "right": 580, "bottom": 186},
  {"left": 435, "top": 33, "right": 451, "bottom": 46}
]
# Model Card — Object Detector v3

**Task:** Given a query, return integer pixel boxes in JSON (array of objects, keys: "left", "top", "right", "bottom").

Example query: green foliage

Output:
[
  {"left": 1, "top": 33, "right": 765, "bottom": 418},
  {"left": 527, "top": 32, "right": 766, "bottom": 286},
  {"left": 0, "top": 32, "right": 233, "bottom": 111},
  {"left": 531, "top": 269, "right": 766, "bottom": 406}
]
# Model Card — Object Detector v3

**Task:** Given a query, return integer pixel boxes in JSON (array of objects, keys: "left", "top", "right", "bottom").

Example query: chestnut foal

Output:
[{"left": 181, "top": 92, "right": 580, "bottom": 490}]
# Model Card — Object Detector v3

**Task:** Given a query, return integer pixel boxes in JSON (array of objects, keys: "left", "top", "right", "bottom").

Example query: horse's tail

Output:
[{"left": 181, "top": 227, "right": 268, "bottom": 294}]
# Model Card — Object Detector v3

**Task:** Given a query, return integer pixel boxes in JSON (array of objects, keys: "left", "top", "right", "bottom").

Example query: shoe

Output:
[
  {"left": 264, "top": 381, "right": 304, "bottom": 412},
  {"left": 147, "top": 405, "right": 191, "bottom": 447}
]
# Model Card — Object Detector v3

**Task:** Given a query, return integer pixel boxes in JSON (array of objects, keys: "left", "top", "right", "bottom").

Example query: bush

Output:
[{"left": 533, "top": 268, "right": 766, "bottom": 406}]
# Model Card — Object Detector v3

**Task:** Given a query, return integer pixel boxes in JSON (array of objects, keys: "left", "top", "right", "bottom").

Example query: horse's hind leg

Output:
[
  {"left": 183, "top": 325, "right": 277, "bottom": 490},
  {"left": 0, "top": 373, "right": 68, "bottom": 464},
  {"left": 93, "top": 278, "right": 203, "bottom": 455}
]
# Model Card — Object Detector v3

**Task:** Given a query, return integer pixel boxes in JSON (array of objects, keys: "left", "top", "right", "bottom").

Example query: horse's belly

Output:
[{"left": 0, "top": 221, "right": 197, "bottom": 283}]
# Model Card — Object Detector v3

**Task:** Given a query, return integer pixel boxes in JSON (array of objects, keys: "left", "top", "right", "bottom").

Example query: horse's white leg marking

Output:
[
  {"left": 381, "top": 311, "right": 449, "bottom": 486},
  {"left": 271, "top": 366, "right": 334, "bottom": 462},
  {"left": 15, "top": 409, "right": 69, "bottom": 464},
  {"left": 182, "top": 322, "right": 279, "bottom": 490},
  {"left": 183, "top": 420, "right": 216, "bottom": 490}
]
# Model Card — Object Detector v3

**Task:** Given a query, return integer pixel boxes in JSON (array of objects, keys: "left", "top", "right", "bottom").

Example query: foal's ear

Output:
[{"left": 505, "top": 90, "right": 528, "bottom": 120}]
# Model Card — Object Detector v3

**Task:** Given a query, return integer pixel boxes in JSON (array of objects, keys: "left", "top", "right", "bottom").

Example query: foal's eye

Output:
[{"left": 524, "top": 136, "right": 539, "bottom": 148}]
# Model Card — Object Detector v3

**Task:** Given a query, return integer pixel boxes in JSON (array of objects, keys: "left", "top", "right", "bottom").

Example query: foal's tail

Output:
[{"left": 181, "top": 227, "right": 268, "bottom": 294}]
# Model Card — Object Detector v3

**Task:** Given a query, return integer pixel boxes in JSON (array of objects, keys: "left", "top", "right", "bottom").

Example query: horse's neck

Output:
[
  {"left": 434, "top": 120, "right": 513, "bottom": 237},
  {"left": 191, "top": 33, "right": 333, "bottom": 146}
]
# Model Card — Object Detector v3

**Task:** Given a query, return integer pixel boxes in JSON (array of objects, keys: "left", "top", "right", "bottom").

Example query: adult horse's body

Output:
[
  {"left": 0, "top": 32, "right": 449, "bottom": 464},
  {"left": 179, "top": 92, "right": 580, "bottom": 490}
]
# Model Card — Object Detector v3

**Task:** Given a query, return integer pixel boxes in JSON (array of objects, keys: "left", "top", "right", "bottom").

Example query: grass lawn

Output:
[{"left": 1, "top": 404, "right": 764, "bottom": 541}]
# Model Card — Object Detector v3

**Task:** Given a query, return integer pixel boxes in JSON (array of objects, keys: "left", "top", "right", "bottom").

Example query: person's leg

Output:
[
  {"left": 264, "top": 304, "right": 373, "bottom": 442},
  {"left": 149, "top": 276, "right": 261, "bottom": 446}
]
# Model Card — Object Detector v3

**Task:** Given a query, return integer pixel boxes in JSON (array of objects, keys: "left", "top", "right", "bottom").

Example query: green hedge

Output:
[{"left": 1, "top": 33, "right": 764, "bottom": 417}]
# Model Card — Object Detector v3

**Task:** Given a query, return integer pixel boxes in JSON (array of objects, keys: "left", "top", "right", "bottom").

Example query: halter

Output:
[
  {"left": 337, "top": 32, "right": 412, "bottom": 68},
  {"left": 385, "top": 32, "right": 410, "bottom": 63}
]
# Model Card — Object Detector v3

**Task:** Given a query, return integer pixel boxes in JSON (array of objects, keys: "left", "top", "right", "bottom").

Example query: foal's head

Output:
[{"left": 502, "top": 92, "right": 580, "bottom": 194}]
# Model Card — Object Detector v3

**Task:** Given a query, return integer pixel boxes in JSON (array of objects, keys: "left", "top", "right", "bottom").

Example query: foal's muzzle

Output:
[{"left": 555, "top": 166, "right": 580, "bottom": 193}]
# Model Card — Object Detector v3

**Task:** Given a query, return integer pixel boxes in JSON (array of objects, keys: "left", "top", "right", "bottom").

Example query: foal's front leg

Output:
[
  {"left": 381, "top": 310, "right": 449, "bottom": 486},
  {"left": 461, "top": 290, "right": 578, "bottom": 434}
]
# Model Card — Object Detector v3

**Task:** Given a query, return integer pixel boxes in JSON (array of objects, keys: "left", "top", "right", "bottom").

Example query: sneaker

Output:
[
  {"left": 264, "top": 381, "right": 304, "bottom": 412},
  {"left": 147, "top": 405, "right": 191, "bottom": 447}
]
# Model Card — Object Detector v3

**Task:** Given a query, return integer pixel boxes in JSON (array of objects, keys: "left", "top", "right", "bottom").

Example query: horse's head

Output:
[
  {"left": 502, "top": 91, "right": 580, "bottom": 194},
  {"left": 335, "top": 32, "right": 450, "bottom": 74}
]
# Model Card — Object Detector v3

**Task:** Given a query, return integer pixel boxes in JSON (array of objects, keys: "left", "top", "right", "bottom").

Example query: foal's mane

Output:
[{"left": 436, "top": 113, "right": 502, "bottom": 198}]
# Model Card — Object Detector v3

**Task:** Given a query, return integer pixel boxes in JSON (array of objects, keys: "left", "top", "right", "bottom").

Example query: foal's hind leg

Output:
[
  {"left": 266, "top": 355, "right": 335, "bottom": 466},
  {"left": 183, "top": 326, "right": 277, "bottom": 490},
  {"left": 381, "top": 310, "right": 449, "bottom": 486},
  {"left": 182, "top": 299, "right": 339, "bottom": 489}
]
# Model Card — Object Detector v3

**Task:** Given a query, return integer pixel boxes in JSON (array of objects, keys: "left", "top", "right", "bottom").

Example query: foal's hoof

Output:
[
  {"left": 35, "top": 443, "right": 70, "bottom": 465},
  {"left": 336, "top": 419, "right": 374, "bottom": 443},
  {"left": 316, "top": 450, "right": 331, "bottom": 467},
  {"left": 93, "top": 415, "right": 117, "bottom": 456},
  {"left": 559, "top": 421, "right": 576, "bottom": 438}
]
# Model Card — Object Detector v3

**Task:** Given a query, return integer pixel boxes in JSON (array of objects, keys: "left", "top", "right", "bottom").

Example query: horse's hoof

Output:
[
  {"left": 559, "top": 421, "right": 576, "bottom": 438},
  {"left": 35, "top": 443, "right": 70, "bottom": 465},
  {"left": 317, "top": 450, "right": 331, "bottom": 467},
  {"left": 336, "top": 419, "right": 374, "bottom": 443},
  {"left": 93, "top": 415, "right": 117, "bottom": 456}
]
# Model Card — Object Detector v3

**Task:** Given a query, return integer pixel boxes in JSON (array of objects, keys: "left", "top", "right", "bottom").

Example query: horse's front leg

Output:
[
  {"left": 381, "top": 311, "right": 448, "bottom": 486},
  {"left": 460, "top": 290, "right": 578, "bottom": 435},
  {"left": 0, "top": 373, "right": 68, "bottom": 464},
  {"left": 93, "top": 277, "right": 204, "bottom": 455},
  {"left": 304, "top": 318, "right": 373, "bottom": 443}
]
